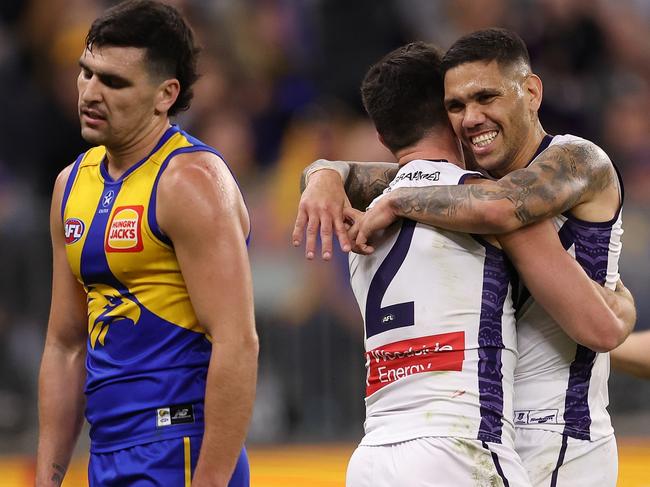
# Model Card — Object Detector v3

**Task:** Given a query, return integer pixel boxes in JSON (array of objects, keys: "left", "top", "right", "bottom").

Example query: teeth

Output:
[{"left": 471, "top": 131, "right": 497, "bottom": 147}]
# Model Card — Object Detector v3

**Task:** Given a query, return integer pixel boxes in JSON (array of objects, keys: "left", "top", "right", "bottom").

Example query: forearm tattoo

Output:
[
  {"left": 393, "top": 185, "right": 473, "bottom": 220},
  {"left": 345, "top": 163, "right": 398, "bottom": 210},
  {"left": 51, "top": 463, "right": 65, "bottom": 485},
  {"left": 390, "top": 141, "right": 616, "bottom": 229}
]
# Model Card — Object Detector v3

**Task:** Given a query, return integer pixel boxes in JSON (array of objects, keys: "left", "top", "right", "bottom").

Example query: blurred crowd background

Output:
[{"left": 0, "top": 0, "right": 649, "bottom": 453}]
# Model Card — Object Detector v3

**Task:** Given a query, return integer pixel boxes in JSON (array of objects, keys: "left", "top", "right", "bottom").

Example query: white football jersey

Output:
[
  {"left": 349, "top": 159, "right": 519, "bottom": 447},
  {"left": 514, "top": 134, "right": 623, "bottom": 441}
]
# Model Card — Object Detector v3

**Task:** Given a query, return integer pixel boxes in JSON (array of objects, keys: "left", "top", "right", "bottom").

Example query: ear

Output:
[
  {"left": 154, "top": 79, "right": 181, "bottom": 115},
  {"left": 524, "top": 73, "right": 543, "bottom": 112}
]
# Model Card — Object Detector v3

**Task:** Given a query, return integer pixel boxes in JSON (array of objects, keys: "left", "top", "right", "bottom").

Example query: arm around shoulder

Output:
[
  {"left": 384, "top": 141, "right": 617, "bottom": 235},
  {"left": 498, "top": 220, "right": 631, "bottom": 352}
]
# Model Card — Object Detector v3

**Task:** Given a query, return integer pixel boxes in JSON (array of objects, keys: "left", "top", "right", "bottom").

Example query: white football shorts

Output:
[
  {"left": 346, "top": 436, "right": 531, "bottom": 487},
  {"left": 515, "top": 429, "right": 617, "bottom": 487}
]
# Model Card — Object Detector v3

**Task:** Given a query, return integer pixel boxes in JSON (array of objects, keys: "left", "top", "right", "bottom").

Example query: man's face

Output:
[
  {"left": 77, "top": 46, "right": 163, "bottom": 148},
  {"left": 443, "top": 60, "right": 535, "bottom": 176}
]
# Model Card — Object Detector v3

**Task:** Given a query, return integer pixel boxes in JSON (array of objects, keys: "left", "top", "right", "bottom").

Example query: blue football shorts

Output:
[{"left": 89, "top": 435, "right": 249, "bottom": 486}]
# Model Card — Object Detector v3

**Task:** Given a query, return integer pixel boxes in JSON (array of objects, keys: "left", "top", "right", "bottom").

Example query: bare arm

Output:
[
  {"left": 36, "top": 167, "right": 88, "bottom": 487},
  {"left": 595, "top": 279, "right": 636, "bottom": 336},
  {"left": 498, "top": 220, "right": 633, "bottom": 352},
  {"left": 158, "top": 152, "right": 258, "bottom": 487},
  {"left": 610, "top": 331, "right": 650, "bottom": 379},
  {"left": 298, "top": 159, "right": 397, "bottom": 210},
  {"left": 293, "top": 159, "right": 397, "bottom": 260},
  {"left": 371, "top": 141, "right": 616, "bottom": 235}
]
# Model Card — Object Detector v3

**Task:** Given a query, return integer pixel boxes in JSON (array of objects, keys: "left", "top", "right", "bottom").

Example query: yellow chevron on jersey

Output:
[{"left": 62, "top": 125, "right": 209, "bottom": 337}]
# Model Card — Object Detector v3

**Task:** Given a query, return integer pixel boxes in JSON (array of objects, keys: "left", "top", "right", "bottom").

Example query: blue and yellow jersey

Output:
[{"left": 61, "top": 125, "right": 239, "bottom": 453}]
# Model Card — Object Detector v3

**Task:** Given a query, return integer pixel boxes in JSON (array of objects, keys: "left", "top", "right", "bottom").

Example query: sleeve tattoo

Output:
[
  {"left": 345, "top": 163, "right": 398, "bottom": 210},
  {"left": 390, "top": 141, "right": 616, "bottom": 231}
]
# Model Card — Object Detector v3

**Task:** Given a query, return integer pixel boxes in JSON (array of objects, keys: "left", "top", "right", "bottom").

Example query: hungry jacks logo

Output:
[{"left": 105, "top": 205, "right": 144, "bottom": 252}]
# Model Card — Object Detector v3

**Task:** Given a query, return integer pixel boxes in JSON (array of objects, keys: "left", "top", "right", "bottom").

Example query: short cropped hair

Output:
[
  {"left": 441, "top": 28, "right": 530, "bottom": 75},
  {"left": 361, "top": 42, "right": 447, "bottom": 153},
  {"left": 86, "top": 0, "right": 200, "bottom": 115}
]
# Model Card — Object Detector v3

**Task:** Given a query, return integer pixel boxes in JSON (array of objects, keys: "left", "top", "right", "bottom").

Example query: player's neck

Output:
[
  {"left": 395, "top": 134, "right": 464, "bottom": 169},
  {"left": 104, "top": 120, "right": 171, "bottom": 180},
  {"left": 507, "top": 122, "right": 547, "bottom": 173}
]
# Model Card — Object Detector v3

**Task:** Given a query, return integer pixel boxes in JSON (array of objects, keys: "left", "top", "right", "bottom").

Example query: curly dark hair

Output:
[
  {"left": 361, "top": 42, "right": 447, "bottom": 153},
  {"left": 85, "top": 0, "right": 200, "bottom": 116}
]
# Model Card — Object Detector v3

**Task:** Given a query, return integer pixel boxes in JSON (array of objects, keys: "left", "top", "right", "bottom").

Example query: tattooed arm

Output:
[
  {"left": 353, "top": 141, "right": 617, "bottom": 250},
  {"left": 344, "top": 162, "right": 399, "bottom": 210},
  {"left": 293, "top": 160, "right": 397, "bottom": 260}
]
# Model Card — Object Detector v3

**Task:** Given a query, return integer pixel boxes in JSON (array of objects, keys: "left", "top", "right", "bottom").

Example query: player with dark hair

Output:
[
  {"left": 35, "top": 1, "right": 258, "bottom": 486},
  {"left": 313, "top": 40, "right": 633, "bottom": 486},
  {"left": 294, "top": 28, "right": 634, "bottom": 486}
]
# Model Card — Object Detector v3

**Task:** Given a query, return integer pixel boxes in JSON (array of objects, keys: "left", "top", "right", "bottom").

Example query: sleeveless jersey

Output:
[
  {"left": 513, "top": 134, "right": 623, "bottom": 441},
  {"left": 62, "top": 125, "right": 240, "bottom": 453},
  {"left": 349, "top": 160, "right": 519, "bottom": 447}
]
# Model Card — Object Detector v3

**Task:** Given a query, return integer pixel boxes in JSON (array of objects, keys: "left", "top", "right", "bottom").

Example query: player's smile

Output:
[
  {"left": 445, "top": 59, "right": 543, "bottom": 176},
  {"left": 467, "top": 128, "right": 500, "bottom": 157}
]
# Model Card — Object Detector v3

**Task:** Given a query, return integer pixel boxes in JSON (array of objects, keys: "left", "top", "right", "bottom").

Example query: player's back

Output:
[{"left": 349, "top": 160, "right": 519, "bottom": 448}]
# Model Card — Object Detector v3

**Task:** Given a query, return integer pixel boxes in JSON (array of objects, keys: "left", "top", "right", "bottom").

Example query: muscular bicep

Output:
[
  {"left": 345, "top": 161, "right": 398, "bottom": 210},
  {"left": 46, "top": 167, "right": 89, "bottom": 350},
  {"left": 157, "top": 153, "right": 254, "bottom": 343},
  {"left": 492, "top": 141, "right": 616, "bottom": 225}
]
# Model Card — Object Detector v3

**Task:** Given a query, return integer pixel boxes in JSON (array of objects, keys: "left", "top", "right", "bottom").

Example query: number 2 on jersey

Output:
[{"left": 365, "top": 220, "right": 416, "bottom": 338}]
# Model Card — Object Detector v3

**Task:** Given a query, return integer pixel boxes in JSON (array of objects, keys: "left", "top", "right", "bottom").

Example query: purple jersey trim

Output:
[
  {"left": 459, "top": 172, "right": 484, "bottom": 185},
  {"left": 482, "top": 441, "right": 510, "bottom": 487},
  {"left": 558, "top": 219, "right": 615, "bottom": 439},
  {"left": 147, "top": 146, "right": 222, "bottom": 247},
  {"left": 562, "top": 345, "right": 596, "bottom": 440},
  {"left": 524, "top": 134, "right": 553, "bottom": 168},
  {"left": 558, "top": 220, "right": 613, "bottom": 287},
  {"left": 147, "top": 127, "right": 251, "bottom": 246},
  {"left": 99, "top": 125, "right": 178, "bottom": 184},
  {"left": 561, "top": 161, "right": 624, "bottom": 227},
  {"left": 550, "top": 434, "right": 569, "bottom": 486},
  {"left": 60, "top": 153, "right": 86, "bottom": 220},
  {"left": 476, "top": 244, "right": 511, "bottom": 443}
]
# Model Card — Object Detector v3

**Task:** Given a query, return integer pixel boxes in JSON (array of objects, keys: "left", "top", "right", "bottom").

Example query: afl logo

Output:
[{"left": 64, "top": 218, "right": 85, "bottom": 244}]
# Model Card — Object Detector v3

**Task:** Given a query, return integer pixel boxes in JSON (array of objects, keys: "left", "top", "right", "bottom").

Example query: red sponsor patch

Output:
[
  {"left": 64, "top": 218, "right": 85, "bottom": 244},
  {"left": 105, "top": 205, "right": 144, "bottom": 252},
  {"left": 365, "top": 331, "right": 465, "bottom": 396}
]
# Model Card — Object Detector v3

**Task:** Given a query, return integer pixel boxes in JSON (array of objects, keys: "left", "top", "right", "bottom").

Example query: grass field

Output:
[{"left": 3, "top": 439, "right": 648, "bottom": 486}]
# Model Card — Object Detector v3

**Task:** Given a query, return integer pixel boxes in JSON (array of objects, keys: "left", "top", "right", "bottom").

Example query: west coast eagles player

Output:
[
  {"left": 294, "top": 29, "right": 636, "bottom": 487},
  {"left": 35, "top": 2, "right": 258, "bottom": 486}
]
